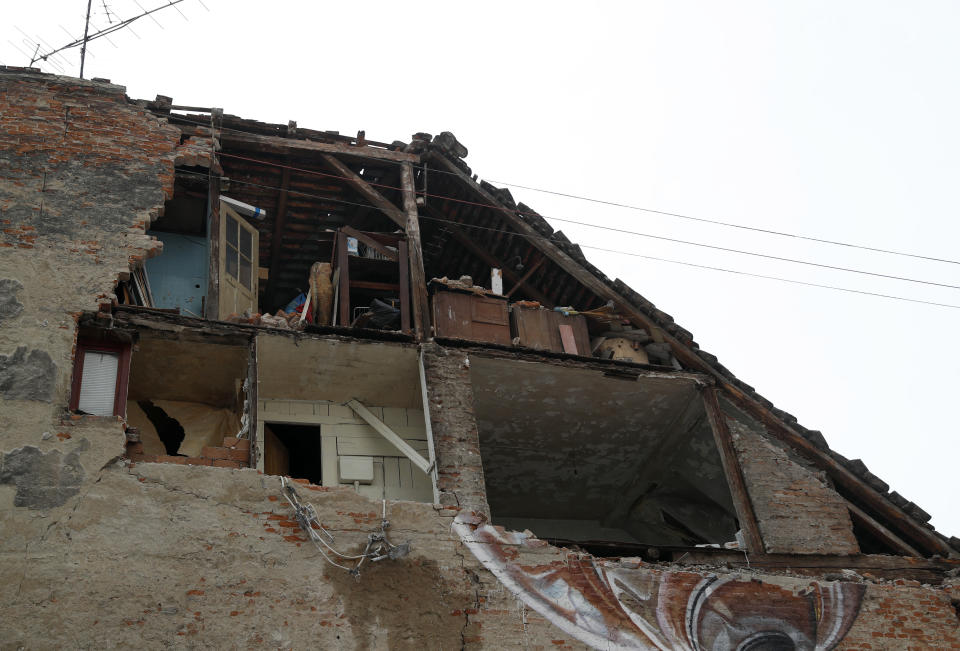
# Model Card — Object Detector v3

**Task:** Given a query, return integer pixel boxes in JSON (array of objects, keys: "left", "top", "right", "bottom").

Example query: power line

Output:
[
  {"left": 213, "top": 150, "right": 960, "bottom": 292},
  {"left": 164, "top": 112, "right": 960, "bottom": 267},
  {"left": 172, "top": 168, "right": 960, "bottom": 310},
  {"left": 470, "top": 177, "right": 960, "bottom": 267}
]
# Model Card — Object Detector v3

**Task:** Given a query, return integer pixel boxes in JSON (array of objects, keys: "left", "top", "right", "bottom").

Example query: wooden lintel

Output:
[
  {"left": 222, "top": 130, "right": 419, "bottom": 163},
  {"left": 427, "top": 149, "right": 955, "bottom": 559},
  {"left": 702, "top": 385, "right": 765, "bottom": 554},
  {"left": 400, "top": 162, "right": 431, "bottom": 340},
  {"left": 319, "top": 154, "right": 406, "bottom": 228},
  {"left": 846, "top": 499, "right": 922, "bottom": 557}
]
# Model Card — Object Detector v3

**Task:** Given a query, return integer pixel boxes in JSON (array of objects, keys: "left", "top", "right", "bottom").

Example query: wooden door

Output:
[{"left": 218, "top": 202, "right": 259, "bottom": 319}]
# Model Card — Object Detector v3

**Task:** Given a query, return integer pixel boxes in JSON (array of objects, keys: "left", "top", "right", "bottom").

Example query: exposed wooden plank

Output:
[
  {"left": 264, "top": 165, "right": 291, "bottom": 307},
  {"left": 398, "top": 240, "right": 411, "bottom": 333},
  {"left": 205, "top": 110, "right": 223, "bottom": 319},
  {"left": 346, "top": 399, "right": 431, "bottom": 474},
  {"left": 337, "top": 230, "right": 350, "bottom": 327},
  {"left": 429, "top": 150, "right": 954, "bottom": 558},
  {"left": 349, "top": 280, "right": 400, "bottom": 292},
  {"left": 341, "top": 225, "right": 398, "bottom": 261},
  {"left": 558, "top": 324, "right": 578, "bottom": 354},
  {"left": 222, "top": 130, "right": 419, "bottom": 163},
  {"left": 320, "top": 154, "right": 406, "bottom": 228},
  {"left": 401, "top": 162, "right": 431, "bottom": 340},
  {"left": 846, "top": 499, "right": 922, "bottom": 557},
  {"left": 702, "top": 385, "right": 765, "bottom": 553},
  {"left": 671, "top": 550, "right": 960, "bottom": 583}
]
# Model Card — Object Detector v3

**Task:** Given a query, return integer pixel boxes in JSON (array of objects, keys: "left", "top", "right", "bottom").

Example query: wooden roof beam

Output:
[
  {"left": 319, "top": 154, "right": 407, "bottom": 228},
  {"left": 221, "top": 130, "right": 420, "bottom": 163}
]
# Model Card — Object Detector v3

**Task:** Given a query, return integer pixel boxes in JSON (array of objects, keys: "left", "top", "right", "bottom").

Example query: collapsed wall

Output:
[{"left": 1, "top": 68, "right": 959, "bottom": 649}]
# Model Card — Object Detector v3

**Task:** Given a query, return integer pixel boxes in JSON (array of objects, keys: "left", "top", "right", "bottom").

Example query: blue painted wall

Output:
[{"left": 144, "top": 231, "right": 208, "bottom": 316}]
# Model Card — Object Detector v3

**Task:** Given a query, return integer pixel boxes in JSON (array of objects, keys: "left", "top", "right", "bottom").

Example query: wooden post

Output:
[
  {"left": 398, "top": 240, "right": 411, "bottom": 333},
  {"left": 205, "top": 109, "right": 223, "bottom": 320},
  {"left": 336, "top": 231, "right": 350, "bottom": 327},
  {"left": 400, "top": 162, "right": 430, "bottom": 340},
  {"left": 702, "top": 385, "right": 765, "bottom": 554},
  {"left": 264, "top": 166, "right": 291, "bottom": 309}
]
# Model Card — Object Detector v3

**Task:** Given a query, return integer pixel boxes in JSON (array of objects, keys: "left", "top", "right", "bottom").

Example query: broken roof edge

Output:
[
  {"left": 418, "top": 139, "right": 958, "bottom": 556},
  {"left": 66, "top": 73, "right": 952, "bottom": 554}
]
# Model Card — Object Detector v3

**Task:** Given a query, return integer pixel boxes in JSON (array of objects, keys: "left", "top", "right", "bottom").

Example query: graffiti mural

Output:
[{"left": 453, "top": 513, "right": 865, "bottom": 650}]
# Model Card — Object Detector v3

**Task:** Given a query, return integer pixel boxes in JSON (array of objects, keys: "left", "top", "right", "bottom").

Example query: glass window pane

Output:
[
  {"left": 240, "top": 256, "right": 251, "bottom": 289},
  {"left": 226, "top": 247, "right": 238, "bottom": 278},
  {"left": 240, "top": 226, "right": 252, "bottom": 258},
  {"left": 226, "top": 215, "right": 238, "bottom": 248},
  {"left": 78, "top": 351, "right": 119, "bottom": 416}
]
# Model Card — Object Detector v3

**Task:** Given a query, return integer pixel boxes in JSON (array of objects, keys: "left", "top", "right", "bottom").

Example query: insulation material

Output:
[
  {"left": 126, "top": 400, "right": 241, "bottom": 457},
  {"left": 310, "top": 262, "right": 334, "bottom": 326}
]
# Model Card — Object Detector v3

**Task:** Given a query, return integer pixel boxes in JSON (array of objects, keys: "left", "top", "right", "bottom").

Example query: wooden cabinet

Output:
[
  {"left": 510, "top": 304, "right": 590, "bottom": 355},
  {"left": 430, "top": 284, "right": 511, "bottom": 344}
]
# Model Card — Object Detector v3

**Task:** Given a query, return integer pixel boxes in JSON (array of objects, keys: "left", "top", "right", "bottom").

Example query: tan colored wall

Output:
[{"left": 3, "top": 68, "right": 959, "bottom": 650}]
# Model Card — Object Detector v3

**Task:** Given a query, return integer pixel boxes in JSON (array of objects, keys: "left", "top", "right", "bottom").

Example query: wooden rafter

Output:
[
  {"left": 400, "top": 162, "right": 431, "bottom": 340},
  {"left": 319, "top": 154, "right": 406, "bottom": 228},
  {"left": 222, "top": 130, "right": 419, "bottom": 163},
  {"left": 846, "top": 499, "right": 922, "bottom": 557},
  {"left": 702, "top": 386, "right": 765, "bottom": 553}
]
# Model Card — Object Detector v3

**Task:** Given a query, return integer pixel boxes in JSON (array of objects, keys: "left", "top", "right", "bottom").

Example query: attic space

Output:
[
  {"left": 469, "top": 357, "right": 739, "bottom": 556},
  {"left": 256, "top": 335, "right": 433, "bottom": 502},
  {"left": 126, "top": 334, "right": 250, "bottom": 461}
]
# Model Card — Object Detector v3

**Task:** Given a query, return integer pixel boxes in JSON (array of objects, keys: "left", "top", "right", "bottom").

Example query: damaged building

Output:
[{"left": 1, "top": 66, "right": 959, "bottom": 649}]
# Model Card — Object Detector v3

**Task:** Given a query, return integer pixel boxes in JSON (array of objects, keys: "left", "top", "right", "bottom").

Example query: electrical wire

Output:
[
  {"left": 211, "top": 150, "right": 960, "bottom": 292},
  {"left": 162, "top": 111, "right": 960, "bottom": 267},
  {"left": 173, "top": 168, "right": 960, "bottom": 310}
]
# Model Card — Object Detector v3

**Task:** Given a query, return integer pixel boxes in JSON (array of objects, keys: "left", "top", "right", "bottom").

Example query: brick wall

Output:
[
  {"left": 421, "top": 343, "right": 490, "bottom": 517},
  {"left": 725, "top": 404, "right": 861, "bottom": 555}
]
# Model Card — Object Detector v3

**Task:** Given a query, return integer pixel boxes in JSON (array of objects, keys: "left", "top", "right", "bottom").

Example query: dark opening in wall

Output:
[
  {"left": 469, "top": 356, "right": 740, "bottom": 555},
  {"left": 263, "top": 423, "right": 323, "bottom": 485}
]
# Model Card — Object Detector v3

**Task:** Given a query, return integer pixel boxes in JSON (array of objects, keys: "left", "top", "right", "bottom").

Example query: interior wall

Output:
[
  {"left": 257, "top": 334, "right": 421, "bottom": 408},
  {"left": 128, "top": 335, "right": 249, "bottom": 408},
  {"left": 469, "top": 356, "right": 739, "bottom": 547}
]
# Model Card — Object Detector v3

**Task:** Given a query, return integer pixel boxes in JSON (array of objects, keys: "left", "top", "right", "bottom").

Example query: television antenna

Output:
[{"left": 27, "top": 0, "right": 200, "bottom": 78}]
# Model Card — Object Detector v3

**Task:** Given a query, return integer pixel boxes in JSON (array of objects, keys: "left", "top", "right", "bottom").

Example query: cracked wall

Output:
[{"left": 2, "top": 68, "right": 959, "bottom": 649}]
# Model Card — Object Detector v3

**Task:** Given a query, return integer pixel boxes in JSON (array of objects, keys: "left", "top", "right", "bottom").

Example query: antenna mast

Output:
[
  {"left": 79, "top": 0, "right": 93, "bottom": 78},
  {"left": 29, "top": 0, "right": 190, "bottom": 75}
]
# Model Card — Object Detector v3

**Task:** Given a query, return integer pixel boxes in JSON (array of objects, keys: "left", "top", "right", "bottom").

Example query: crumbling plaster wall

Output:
[
  {"left": 3, "top": 69, "right": 959, "bottom": 649},
  {"left": 0, "top": 68, "right": 181, "bottom": 449}
]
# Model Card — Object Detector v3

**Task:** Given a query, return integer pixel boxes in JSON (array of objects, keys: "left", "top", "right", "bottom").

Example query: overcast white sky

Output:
[{"left": 5, "top": 1, "right": 959, "bottom": 537}]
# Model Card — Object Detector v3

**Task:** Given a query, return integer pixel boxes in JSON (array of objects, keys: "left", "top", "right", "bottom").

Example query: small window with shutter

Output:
[{"left": 70, "top": 341, "right": 131, "bottom": 417}]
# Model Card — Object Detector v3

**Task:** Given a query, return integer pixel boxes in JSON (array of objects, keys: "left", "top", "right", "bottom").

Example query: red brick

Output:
[{"left": 212, "top": 459, "right": 244, "bottom": 469}]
